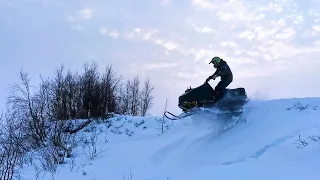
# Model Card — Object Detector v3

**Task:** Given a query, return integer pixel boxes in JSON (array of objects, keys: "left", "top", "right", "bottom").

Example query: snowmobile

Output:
[{"left": 164, "top": 81, "right": 248, "bottom": 120}]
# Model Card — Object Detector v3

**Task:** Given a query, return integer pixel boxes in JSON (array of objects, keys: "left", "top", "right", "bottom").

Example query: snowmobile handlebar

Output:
[
  {"left": 205, "top": 77, "right": 213, "bottom": 84},
  {"left": 205, "top": 75, "right": 218, "bottom": 84}
]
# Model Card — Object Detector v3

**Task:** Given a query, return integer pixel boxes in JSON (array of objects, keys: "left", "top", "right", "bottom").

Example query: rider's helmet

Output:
[{"left": 209, "top": 56, "right": 222, "bottom": 66}]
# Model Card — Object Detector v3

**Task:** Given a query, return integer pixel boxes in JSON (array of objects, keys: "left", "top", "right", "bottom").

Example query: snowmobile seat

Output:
[{"left": 224, "top": 88, "right": 246, "bottom": 97}]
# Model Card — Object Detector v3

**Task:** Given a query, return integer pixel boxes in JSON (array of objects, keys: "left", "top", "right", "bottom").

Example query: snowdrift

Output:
[{"left": 22, "top": 98, "right": 320, "bottom": 180}]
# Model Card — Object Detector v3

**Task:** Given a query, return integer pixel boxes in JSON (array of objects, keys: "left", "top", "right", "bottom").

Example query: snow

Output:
[{"left": 20, "top": 97, "right": 320, "bottom": 180}]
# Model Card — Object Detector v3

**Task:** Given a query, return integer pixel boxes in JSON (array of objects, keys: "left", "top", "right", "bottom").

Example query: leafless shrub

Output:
[
  {"left": 125, "top": 128, "right": 134, "bottom": 137},
  {"left": 287, "top": 100, "right": 309, "bottom": 111},
  {"left": 293, "top": 133, "right": 320, "bottom": 148},
  {"left": 155, "top": 117, "right": 170, "bottom": 135},
  {"left": 0, "top": 110, "right": 30, "bottom": 180},
  {"left": 115, "top": 116, "right": 122, "bottom": 121},
  {"left": 293, "top": 134, "right": 308, "bottom": 148},
  {"left": 308, "top": 135, "right": 320, "bottom": 142},
  {"left": 134, "top": 120, "right": 145, "bottom": 128},
  {"left": 122, "top": 168, "right": 133, "bottom": 180},
  {"left": 156, "top": 99, "right": 171, "bottom": 135},
  {"left": 82, "top": 128, "right": 109, "bottom": 160},
  {"left": 110, "top": 121, "right": 125, "bottom": 135},
  {"left": 82, "top": 170, "right": 87, "bottom": 176},
  {"left": 68, "top": 154, "right": 77, "bottom": 172},
  {"left": 104, "top": 119, "right": 113, "bottom": 129},
  {"left": 33, "top": 163, "right": 45, "bottom": 180},
  {"left": 76, "top": 163, "right": 86, "bottom": 173}
]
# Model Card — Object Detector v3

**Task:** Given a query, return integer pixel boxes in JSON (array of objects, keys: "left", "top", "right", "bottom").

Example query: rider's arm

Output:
[{"left": 213, "top": 64, "right": 228, "bottom": 77}]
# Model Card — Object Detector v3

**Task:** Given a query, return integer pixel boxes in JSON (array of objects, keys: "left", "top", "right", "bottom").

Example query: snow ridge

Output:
[{"left": 22, "top": 98, "right": 320, "bottom": 180}]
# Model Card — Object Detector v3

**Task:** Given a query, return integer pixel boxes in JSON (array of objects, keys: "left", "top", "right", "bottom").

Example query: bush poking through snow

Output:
[
  {"left": 294, "top": 134, "right": 308, "bottom": 148},
  {"left": 0, "top": 113, "right": 29, "bottom": 180},
  {"left": 155, "top": 98, "right": 171, "bottom": 135},
  {"left": 125, "top": 128, "right": 135, "bottom": 137},
  {"left": 33, "top": 163, "right": 46, "bottom": 180},
  {"left": 293, "top": 134, "right": 320, "bottom": 148},
  {"left": 68, "top": 154, "right": 77, "bottom": 172},
  {"left": 308, "top": 135, "right": 320, "bottom": 142},
  {"left": 155, "top": 117, "right": 171, "bottom": 135},
  {"left": 134, "top": 120, "right": 145, "bottom": 128},
  {"left": 122, "top": 168, "right": 133, "bottom": 180},
  {"left": 82, "top": 128, "right": 109, "bottom": 160},
  {"left": 287, "top": 100, "right": 309, "bottom": 111},
  {"left": 110, "top": 122, "right": 125, "bottom": 135}
]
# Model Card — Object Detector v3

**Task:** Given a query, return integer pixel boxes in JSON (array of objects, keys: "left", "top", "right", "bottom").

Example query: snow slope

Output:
[{"left": 22, "top": 98, "right": 320, "bottom": 180}]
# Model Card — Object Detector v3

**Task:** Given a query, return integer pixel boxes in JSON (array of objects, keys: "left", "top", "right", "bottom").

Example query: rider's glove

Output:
[{"left": 212, "top": 75, "right": 218, "bottom": 80}]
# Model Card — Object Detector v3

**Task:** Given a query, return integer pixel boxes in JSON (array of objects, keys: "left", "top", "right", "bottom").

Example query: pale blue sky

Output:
[{"left": 1, "top": 0, "right": 320, "bottom": 115}]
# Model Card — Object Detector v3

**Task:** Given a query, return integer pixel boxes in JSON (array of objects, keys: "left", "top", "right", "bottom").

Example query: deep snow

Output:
[{"left": 21, "top": 98, "right": 320, "bottom": 180}]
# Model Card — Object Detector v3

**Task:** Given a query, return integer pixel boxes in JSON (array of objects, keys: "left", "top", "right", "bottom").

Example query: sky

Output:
[{"left": 0, "top": 0, "right": 320, "bottom": 116}]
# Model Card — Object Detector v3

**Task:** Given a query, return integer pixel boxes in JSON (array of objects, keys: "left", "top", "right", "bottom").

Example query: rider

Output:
[{"left": 206, "top": 56, "right": 233, "bottom": 100}]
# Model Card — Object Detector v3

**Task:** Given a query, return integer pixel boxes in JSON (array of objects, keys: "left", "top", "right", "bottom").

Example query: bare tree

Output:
[
  {"left": 123, "top": 80, "right": 131, "bottom": 114},
  {"left": 140, "top": 78, "right": 154, "bottom": 116},
  {"left": 117, "top": 79, "right": 135, "bottom": 116},
  {"left": 50, "top": 65, "right": 68, "bottom": 120},
  {"left": 100, "top": 65, "right": 122, "bottom": 116},
  {"left": 80, "top": 62, "right": 101, "bottom": 118},
  {"left": 115, "top": 85, "right": 128, "bottom": 115},
  {"left": 7, "top": 70, "right": 46, "bottom": 148},
  {"left": 64, "top": 69, "right": 79, "bottom": 119},
  {"left": 129, "top": 76, "right": 140, "bottom": 116}
]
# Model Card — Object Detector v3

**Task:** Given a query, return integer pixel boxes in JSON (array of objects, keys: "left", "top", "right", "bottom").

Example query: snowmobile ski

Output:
[
  {"left": 163, "top": 110, "right": 196, "bottom": 120},
  {"left": 163, "top": 106, "right": 244, "bottom": 121}
]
